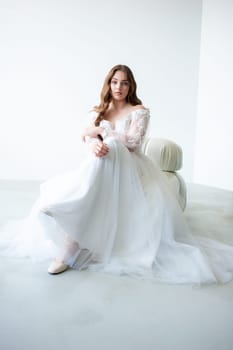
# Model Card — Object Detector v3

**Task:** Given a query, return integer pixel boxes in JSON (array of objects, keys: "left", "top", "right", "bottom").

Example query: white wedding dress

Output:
[{"left": 1, "top": 108, "right": 233, "bottom": 284}]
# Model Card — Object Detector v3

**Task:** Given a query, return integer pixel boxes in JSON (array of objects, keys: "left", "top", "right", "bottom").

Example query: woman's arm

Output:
[
  {"left": 81, "top": 111, "right": 109, "bottom": 157},
  {"left": 81, "top": 126, "right": 105, "bottom": 142}
]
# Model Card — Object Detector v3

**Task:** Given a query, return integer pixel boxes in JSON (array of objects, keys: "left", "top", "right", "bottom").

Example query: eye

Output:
[
  {"left": 111, "top": 80, "right": 117, "bottom": 85},
  {"left": 123, "top": 81, "right": 129, "bottom": 86}
]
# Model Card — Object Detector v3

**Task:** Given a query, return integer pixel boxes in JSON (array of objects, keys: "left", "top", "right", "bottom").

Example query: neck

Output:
[{"left": 110, "top": 100, "right": 129, "bottom": 111}]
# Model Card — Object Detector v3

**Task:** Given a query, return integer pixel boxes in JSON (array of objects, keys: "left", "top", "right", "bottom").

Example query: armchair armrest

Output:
[
  {"left": 142, "top": 137, "right": 186, "bottom": 210},
  {"left": 142, "top": 138, "right": 183, "bottom": 171}
]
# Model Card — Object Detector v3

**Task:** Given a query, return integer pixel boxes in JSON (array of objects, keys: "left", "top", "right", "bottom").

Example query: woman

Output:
[{"left": 1, "top": 64, "right": 233, "bottom": 284}]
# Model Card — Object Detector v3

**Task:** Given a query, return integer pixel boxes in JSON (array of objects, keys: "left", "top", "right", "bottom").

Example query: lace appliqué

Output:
[{"left": 101, "top": 109, "right": 150, "bottom": 151}]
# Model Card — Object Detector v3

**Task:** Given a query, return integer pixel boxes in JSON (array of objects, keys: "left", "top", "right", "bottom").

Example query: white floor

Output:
[{"left": 0, "top": 181, "right": 233, "bottom": 350}]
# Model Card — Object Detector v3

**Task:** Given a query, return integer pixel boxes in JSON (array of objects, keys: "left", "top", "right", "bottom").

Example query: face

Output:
[{"left": 110, "top": 70, "right": 130, "bottom": 102}]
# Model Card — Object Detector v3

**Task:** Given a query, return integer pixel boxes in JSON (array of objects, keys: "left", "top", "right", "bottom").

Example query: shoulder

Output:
[
  {"left": 131, "top": 105, "right": 150, "bottom": 119},
  {"left": 88, "top": 109, "right": 98, "bottom": 119},
  {"left": 87, "top": 109, "right": 98, "bottom": 125},
  {"left": 132, "top": 104, "right": 146, "bottom": 111},
  {"left": 132, "top": 105, "right": 149, "bottom": 114}
]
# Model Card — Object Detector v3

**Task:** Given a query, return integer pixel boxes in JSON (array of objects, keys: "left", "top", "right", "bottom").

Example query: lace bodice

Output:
[{"left": 88, "top": 108, "right": 150, "bottom": 152}]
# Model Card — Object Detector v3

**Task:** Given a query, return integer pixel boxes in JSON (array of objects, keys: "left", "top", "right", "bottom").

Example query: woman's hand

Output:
[
  {"left": 82, "top": 126, "right": 104, "bottom": 142},
  {"left": 90, "top": 140, "right": 109, "bottom": 157}
]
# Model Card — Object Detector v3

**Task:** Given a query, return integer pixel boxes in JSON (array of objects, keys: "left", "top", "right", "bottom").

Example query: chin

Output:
[{"left": 113, "top": 96, "right": 127, "bottom": 101}]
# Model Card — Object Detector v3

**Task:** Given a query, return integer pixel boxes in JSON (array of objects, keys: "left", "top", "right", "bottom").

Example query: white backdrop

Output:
[
  {"left": 0, "top": 0, "right": 203, "bottom": 182},
  {"left": 194, "top": 0, "right": 233, "bottom": 191}
]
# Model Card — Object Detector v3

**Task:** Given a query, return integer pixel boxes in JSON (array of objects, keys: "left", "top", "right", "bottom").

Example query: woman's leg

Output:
[{"left": 48, "top": 233, "right": 80, "bottom": 274}]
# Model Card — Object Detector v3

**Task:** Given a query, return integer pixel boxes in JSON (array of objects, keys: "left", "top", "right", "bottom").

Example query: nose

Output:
[{"left": 116, "top": 82, "right": 122, "bottom": 90}]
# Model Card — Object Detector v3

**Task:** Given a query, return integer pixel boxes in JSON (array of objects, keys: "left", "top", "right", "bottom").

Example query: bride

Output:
[{"left": 1, "top": 64, "right": 233, "bottom": 284}]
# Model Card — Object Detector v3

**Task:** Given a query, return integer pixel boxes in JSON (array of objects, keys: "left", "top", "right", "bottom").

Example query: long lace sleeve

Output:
[{"left": 102, "top": 109, "right": 150, "bottom": 151}]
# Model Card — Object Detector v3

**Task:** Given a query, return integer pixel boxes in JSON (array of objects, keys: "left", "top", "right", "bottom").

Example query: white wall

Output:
[
  {"left": 0, "top": 0, "right": 202, "bottom": 181},
  {"left": 194, "top": 0, "right": 233, "bottom": 191}
]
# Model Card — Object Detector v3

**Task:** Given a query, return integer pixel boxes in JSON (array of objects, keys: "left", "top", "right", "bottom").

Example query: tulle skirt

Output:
[{"left": 1, "top": 138, "right": 233, "bottom": 285}]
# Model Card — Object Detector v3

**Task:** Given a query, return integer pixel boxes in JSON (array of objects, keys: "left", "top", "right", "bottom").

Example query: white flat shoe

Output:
[{"left": 48, "top": 259, "right": 69, "bottom": 275}]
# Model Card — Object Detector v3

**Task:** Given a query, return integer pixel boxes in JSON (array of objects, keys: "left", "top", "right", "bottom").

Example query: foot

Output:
[{"left": 48, "top": 259, "right": 69, "bottom": 275}]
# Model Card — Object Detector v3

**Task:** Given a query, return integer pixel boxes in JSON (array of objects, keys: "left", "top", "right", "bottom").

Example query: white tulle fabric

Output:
[{"left": 1, "top": 108, "right": 233, "bottom": 285}]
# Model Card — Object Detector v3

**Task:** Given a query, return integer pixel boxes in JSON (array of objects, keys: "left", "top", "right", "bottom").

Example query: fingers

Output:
[
  {"left": 94, "top": 142, "right": 109, "bottom": 157},
  {"left": 95, "top": 144, "right": 109, "bottom": 157}
]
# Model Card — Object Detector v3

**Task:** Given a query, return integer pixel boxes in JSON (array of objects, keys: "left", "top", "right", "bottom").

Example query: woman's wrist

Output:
[
  {"left": 83, "top": 126, "right": 107, "bottom": 140},
  {"left": 97, "top": 127, "right": 104, "bottom": 135},
  {"left": 99, "top": 127, "right": 108, "bottom": 140}
]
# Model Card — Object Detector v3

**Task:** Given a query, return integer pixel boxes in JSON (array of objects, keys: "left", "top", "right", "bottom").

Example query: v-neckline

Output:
[
  {"left": 102, "top": 108, "right": 146, "bottom": 130},
  {"left": 103, "top": 113, "right": 131, "bottom": 130}
]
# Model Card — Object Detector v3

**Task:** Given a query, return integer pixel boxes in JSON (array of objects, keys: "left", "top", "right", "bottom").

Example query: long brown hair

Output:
[{"left": 93, "top": 64, "right": 142, "bottom": 126}]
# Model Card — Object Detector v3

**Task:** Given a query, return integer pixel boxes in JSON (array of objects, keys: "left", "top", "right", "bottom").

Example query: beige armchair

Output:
[{"left": 142, "top": 138, "right": 187, "bottom": 210}]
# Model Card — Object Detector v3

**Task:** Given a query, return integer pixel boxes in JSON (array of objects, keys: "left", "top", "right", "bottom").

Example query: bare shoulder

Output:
[
  {"left": 132, "top": 104, "right": 146, "bottom": 110},
  {"left": 131, "top": 105, "right": 149, "bottom": 115},
  {"left": 88, "top": 109, "right": 98, "bottom": 126},
  {"left": 131, "top": 105, "right": 150, "bottom": 120}
]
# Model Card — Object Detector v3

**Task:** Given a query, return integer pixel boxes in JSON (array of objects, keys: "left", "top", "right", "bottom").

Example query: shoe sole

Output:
[{"left": 48, "top": 267, "right": 69, "bottom": 275}]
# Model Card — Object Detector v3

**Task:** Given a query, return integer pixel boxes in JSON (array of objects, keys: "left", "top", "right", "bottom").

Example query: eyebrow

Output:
[{"left": 111, "top": 78, "right": 129, "bottom": 81}]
